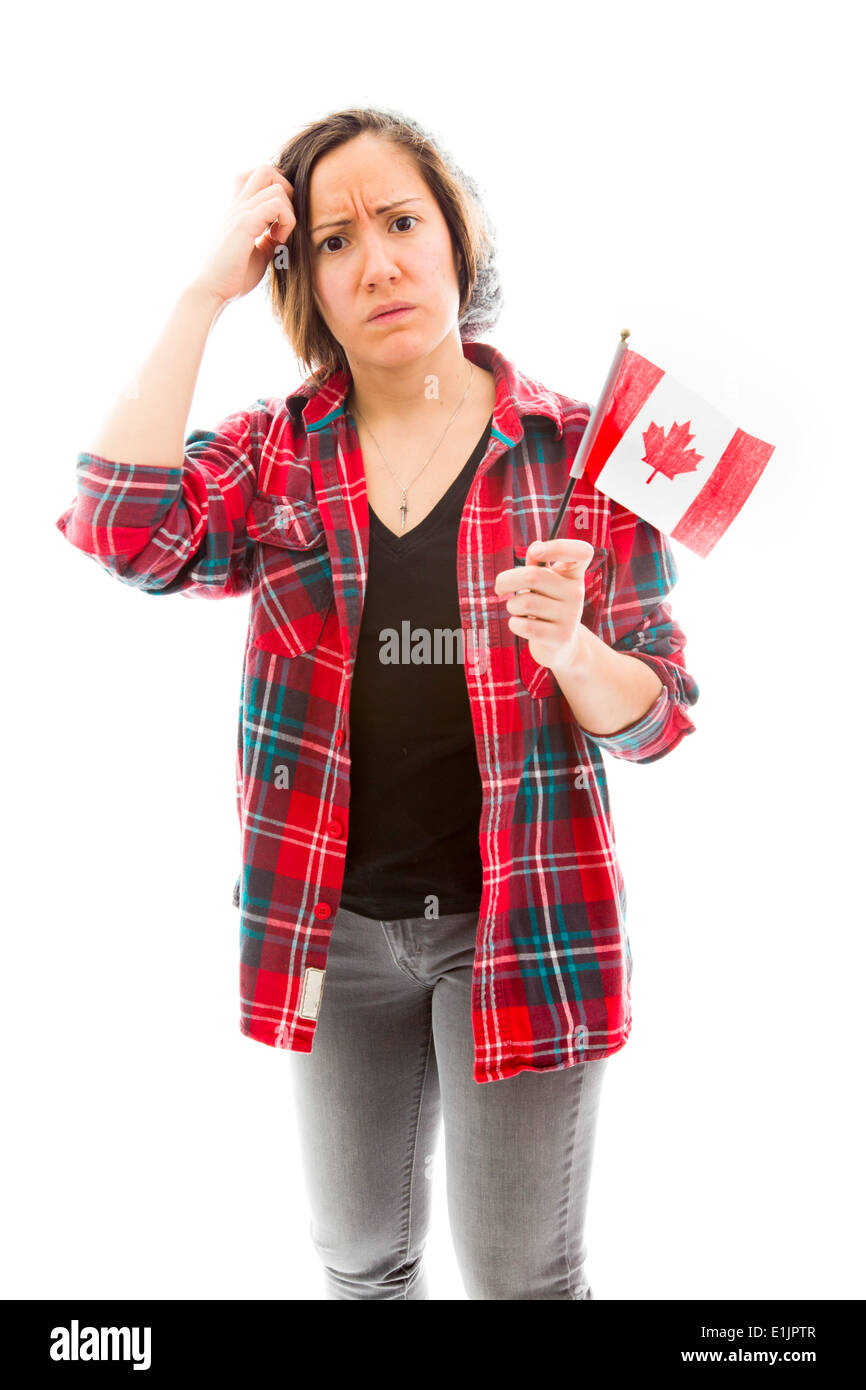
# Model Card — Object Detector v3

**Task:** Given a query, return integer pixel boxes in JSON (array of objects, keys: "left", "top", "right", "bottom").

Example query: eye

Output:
[{"left": 317, "top": 214, "right": 419, "bottom": 254}]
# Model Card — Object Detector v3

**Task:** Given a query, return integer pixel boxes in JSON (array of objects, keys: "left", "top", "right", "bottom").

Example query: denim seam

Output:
[
  {"left": 397, "top": 1023, "right": 436, "bottom": 1299},
  {"left": 563, "top": 1062, "right": 588, "bottom": 1300}
]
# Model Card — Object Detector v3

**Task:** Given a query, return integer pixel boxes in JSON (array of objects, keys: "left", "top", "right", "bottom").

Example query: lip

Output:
[{"left": 367, "top": 303, "right": 416, "bottom": 322}]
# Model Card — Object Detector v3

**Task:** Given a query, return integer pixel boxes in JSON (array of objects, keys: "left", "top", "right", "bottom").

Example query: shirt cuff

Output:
[{"left": 581, "top": 683, "right": 671, "bottom": 758}]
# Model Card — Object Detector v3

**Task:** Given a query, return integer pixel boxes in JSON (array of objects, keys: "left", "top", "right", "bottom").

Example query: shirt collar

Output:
[{"left": 284, "top": 339, "right": 564, "bottom": 444}]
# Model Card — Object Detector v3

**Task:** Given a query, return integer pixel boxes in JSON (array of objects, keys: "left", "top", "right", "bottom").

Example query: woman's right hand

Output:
[{"left": 189, "top": 164, "right": 296, "bottom": 309}]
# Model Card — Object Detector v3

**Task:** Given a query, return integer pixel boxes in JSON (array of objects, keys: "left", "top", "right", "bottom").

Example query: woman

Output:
[{"left": 55, "top": 106, "right": 700, "bottom": 1300}]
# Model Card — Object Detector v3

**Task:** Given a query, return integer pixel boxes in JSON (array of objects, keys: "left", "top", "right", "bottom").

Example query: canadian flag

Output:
[{"left": 575, "top": 344, "right": 775, "bottom": 558}]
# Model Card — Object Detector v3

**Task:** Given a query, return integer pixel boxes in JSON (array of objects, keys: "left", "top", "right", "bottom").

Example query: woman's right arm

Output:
[
  {"left": 55, "top": 165, "right": 297, "bottom": 597},
  {"left": 86, "top": 282, "right": 229, "bottom": 469}
]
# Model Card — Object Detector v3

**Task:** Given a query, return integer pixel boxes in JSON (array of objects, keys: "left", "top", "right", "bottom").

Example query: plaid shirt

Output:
[{"left": 55, "top": 339, "right": 699, "bottom": 1083}]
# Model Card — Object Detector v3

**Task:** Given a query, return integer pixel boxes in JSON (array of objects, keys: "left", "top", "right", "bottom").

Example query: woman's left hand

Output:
[{"left": 494, "top": 539, "right": 595, "bottom": 674}]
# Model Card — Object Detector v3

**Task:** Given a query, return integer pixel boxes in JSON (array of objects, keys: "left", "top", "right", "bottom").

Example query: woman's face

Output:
[{"left": 307, "top": 132, "right": 463, "bottom": 369}]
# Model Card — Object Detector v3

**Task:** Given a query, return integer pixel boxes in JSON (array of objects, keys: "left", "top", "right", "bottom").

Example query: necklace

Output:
[{"left": 349, "top": 362, "right": 474, "bottom": 532}]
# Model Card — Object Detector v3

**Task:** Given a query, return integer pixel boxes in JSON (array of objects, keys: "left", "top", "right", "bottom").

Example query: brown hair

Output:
[{"left": 265, "top": 106, "right": 504, "bottom": 384}]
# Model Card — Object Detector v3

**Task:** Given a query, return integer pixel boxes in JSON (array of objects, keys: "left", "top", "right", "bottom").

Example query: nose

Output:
[{"left": 358, "top": 228, "right": 402, "bottom": 287}]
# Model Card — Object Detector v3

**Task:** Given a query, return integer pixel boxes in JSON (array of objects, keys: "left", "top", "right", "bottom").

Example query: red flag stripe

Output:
[
  {"left": 582, "top": 349, "right": 664, "bottom": 485},
  {"left": 670, "top": 428, "right": 775, "bottom": 557}
]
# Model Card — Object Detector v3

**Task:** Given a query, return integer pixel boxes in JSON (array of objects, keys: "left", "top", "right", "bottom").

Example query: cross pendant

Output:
[{"left": 400, "top": 494, "right": 407, "bottom": 531}]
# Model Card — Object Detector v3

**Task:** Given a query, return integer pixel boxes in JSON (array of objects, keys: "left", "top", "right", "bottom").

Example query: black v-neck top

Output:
[{"left": 338, "top": 413, "right": 493, "bottom": 920}]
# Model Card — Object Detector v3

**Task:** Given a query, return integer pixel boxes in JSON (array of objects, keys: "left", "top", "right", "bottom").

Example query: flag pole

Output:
[{"left": 546, "top": 328, "right": 631, "bottom": 544}]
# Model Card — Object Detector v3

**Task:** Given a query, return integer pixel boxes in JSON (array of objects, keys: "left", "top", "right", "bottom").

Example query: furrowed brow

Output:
[{"left": 309, "top": 197, "right": 424, "bottom": 236}]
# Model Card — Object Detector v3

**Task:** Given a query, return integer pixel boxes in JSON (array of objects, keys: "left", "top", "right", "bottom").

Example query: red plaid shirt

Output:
[{"left": 55, "top": 339, "right": 699, "bottom": 1083}]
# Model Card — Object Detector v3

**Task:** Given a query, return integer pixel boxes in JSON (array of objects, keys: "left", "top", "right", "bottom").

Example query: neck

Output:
[{"left": 345, "top": 335, "right": 473, "bottom": 433}]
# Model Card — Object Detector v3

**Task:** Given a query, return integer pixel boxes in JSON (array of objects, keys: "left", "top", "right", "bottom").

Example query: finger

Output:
[
  {"left": 527, "top": 544, "right": 594, "bottom": 584},
  {"left": 267, "top": 165, "right": 294, "bottom": 193},
  {"left": 241, "top": 188, "right": 296, "bottom": 242},
  {"left": 494, "top": 562, "right": 577, "bottom": 598},
  {"left": 508, "top": 614, "right": 559, "bottom": 636},
  {"left": 526, "top": 539, "right": 594, "bottom": 566},
  {"left": 505, "top": 594, "right": 558, "bottom": 622},
  {"left": 234, "top": 164, "right": 291, "bottom": 205}
]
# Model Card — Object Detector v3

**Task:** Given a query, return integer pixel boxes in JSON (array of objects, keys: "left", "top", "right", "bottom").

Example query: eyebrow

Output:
[{"left": 309, "top": 196, "right": 424, "bottom": 237}]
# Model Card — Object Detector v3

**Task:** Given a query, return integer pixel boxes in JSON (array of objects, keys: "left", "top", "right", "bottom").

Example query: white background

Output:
[{"left": 4, "top": 0, "right": 863, "bottom": 1301}]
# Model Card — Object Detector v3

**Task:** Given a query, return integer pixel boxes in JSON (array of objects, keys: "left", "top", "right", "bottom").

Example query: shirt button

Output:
[
  {"left": 313, "top": 902, "right": 331, "bottom": 920},
  {"left": 334, "top": 730, "right": 345, "bottom": 746},
  {"left": 326, "top": 819, "right": 343, "bottom": 836}
]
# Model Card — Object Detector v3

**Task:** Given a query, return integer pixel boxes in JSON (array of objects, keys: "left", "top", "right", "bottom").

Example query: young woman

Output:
[{"left": 56, "top": 106, "right": 699, "bottom": 1300}]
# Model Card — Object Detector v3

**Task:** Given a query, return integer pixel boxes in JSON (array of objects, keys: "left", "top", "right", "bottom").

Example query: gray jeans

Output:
[{"left": 286, "top": 904, "right": 609, "bottom": 1300}]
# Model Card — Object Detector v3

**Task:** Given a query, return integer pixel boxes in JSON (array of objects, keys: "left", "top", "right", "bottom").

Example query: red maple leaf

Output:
[{"left": 641, "top": 420, "right": 704, "bottom": 484}]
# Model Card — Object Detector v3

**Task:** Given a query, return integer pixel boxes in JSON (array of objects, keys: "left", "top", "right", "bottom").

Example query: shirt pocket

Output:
[
  {"left": 246, "top": 491, "right": 335, "bottom": 658},
  {"left": 511, "top": 542, "right": 607, "bottom": 699}
]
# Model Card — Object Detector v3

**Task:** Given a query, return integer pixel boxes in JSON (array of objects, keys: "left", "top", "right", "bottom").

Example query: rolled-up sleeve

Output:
[
  {"left": 54, "top": 404, "right": 259, "bottom": 598},
  {"left": 581, "top": 503, "right": 700, "bottom": 764}
]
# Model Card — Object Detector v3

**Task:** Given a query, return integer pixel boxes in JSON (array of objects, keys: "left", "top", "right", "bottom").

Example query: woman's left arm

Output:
[
  {"left": 496, "top": 505, "right": 700, "bottom": 765},
  {"left": 550, "top": 628, "right": 664, "bottom": 737}
]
